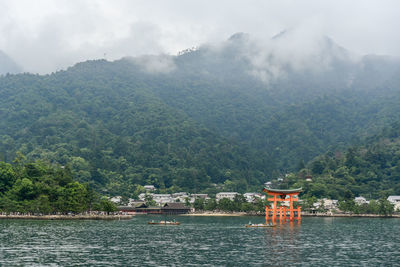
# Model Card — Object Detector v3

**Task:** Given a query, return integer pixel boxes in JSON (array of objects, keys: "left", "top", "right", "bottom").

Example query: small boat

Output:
[
  {"left": 245, "top": 222, "right": 276, "bottom": 228},
  {"left": 148, "top": 220, "right": 180, "bottom": 225}
]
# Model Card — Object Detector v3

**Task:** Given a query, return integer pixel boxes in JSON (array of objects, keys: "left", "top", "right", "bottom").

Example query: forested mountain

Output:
[
  {"left": 0, "top": 60, "right": 274, "bottom": 195},
  {"left": 1, "top": 33, "right": 400, "bottom": 197}
]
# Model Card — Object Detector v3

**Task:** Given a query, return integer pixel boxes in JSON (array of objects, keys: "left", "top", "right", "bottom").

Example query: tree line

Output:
[{"left": 0, "top": 155, "right": 116, "bottom": 215}]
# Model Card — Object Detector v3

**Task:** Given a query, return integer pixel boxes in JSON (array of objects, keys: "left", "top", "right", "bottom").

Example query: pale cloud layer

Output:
[{"left": 0, "top": 0, "right": 399, "bottom": 73}]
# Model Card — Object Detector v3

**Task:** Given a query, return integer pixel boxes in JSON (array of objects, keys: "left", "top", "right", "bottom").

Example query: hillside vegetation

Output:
[
  {"left": 1, "top": 33, "right": 400, "bottom": 197},
  {"left": 286, "top": 122, "right": 400, "bottom": 199}
]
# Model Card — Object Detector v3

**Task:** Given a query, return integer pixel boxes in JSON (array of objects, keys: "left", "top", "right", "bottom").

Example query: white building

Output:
[
  {"left": 313, "top": 198, "right": 338, "bottom": 211},
  {"left": 172, "top": 192, "right": 189, "bottom": 203},
  {"left": 138, "top": 193, "right": 145, "bottom": 201},
  {"left": 191, "top": 194, "right": 208, "bottom": 199},
  {"left": 152, "top": 194, "right": 174, "bottom": 205},
  {"left": 264, "top": 181, "right": 272, "bottom": 188},
  {"left": 354, "top": 196, "right": 369, "bottom": 205},
  {"left": 144, "top": 185, "right": 156, "bottom": 191},
  {"left": 189, "top": 194, "right": 209, "bottom": 203},
  {"left": 243, "top": 193, "right": 263, "bottom": 203},
  {"left": 138, "top": 193, "right": 174, "bottom": 205},
  {"left": 216, "top": 192, "right": 239, "bottom": 202},
  {"left": 110, "top": 196, "right": 122, "bottom": 204},
  {"left": 387, "top": 196, "right": 400, "bottom": 211}
]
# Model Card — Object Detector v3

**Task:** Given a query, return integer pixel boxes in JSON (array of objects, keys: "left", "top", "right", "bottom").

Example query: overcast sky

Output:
[{"left": 0, "top": 0, "right": 399, "bottom": 73}]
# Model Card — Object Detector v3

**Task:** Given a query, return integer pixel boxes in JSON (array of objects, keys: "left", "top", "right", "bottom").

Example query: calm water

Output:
[{"left": 0, "top": 216, "right": 399, "bottom": 266}]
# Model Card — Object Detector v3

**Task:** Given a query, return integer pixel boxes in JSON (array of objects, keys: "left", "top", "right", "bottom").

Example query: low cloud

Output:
[
  {"left": 0, "top": 1, "right": 399, "bottom": 74},
  {"left": 210, "top": 21, "right": 360, "bottom": 83},
  {"left": 132, "top": 54, "right": 176, "bottom": 74}
]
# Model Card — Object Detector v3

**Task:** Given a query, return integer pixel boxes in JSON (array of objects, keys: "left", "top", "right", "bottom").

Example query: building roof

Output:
[
  {"left": 118, "top": 206, "right": 137, "bottom": 211},
  {"left": 263, "top": 188, "right": 302, "bottom": 194},
  {"left": 153, "top": 194, "right": 172, "bottom": 197},
  {"left": 244, "top": 192, "right": 261, "bottom": 196},
  {"left": 131, "top": 202, "right": 148, "bottom": 208},
  {"left": 162, "top": 203, "right": 190, "bottom": 210},
  {"left": 355, "top": 196, "right": 367, "bottom": 201},
  {"left": 388, "top": 196, "right": 400, "bottom": 202}
]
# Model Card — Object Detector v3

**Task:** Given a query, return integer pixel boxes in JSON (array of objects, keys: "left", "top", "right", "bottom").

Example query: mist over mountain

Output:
[
  {"left": 1, "top": 33, "right": 400, "bottom": 196},
  {"left": 0, "top": 51, "right": 22, "bottom": 75}
]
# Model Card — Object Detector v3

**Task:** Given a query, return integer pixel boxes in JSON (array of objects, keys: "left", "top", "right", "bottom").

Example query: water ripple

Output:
[{"left": 0, "top": 217, "right": 399, "bottom": 266}]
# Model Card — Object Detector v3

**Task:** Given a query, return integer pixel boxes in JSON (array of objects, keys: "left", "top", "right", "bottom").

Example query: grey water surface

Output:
[{"left": 0, "top": 216, "right": 399, "bottom": 266}]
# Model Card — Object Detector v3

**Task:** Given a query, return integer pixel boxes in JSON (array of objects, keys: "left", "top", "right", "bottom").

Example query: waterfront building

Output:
[
  {"left": 387, "top": 196, "right": 400, "bottom": 211},
  {"left": 216, "top": 192, "right": 239, "bottom": 202},
  {"left": 313, "top": 198, "right": 338, "bottom": 211},
  {"left": 387, "top": 195, "right": 400, "bottom": 203},
  {"left": 161, "top": 203, "right": 191, "bottom": 214}
]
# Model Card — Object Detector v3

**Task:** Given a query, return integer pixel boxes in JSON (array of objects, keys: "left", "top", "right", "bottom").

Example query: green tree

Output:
[
  {"left": 218, "top": 198, "right": 234, "bottom": 211},
  {"left": 12, "top": 178, "right": 36, "bottom": 200},
  {"left": 193, "top": 198, "right": 205, "bottom": 211},
  {"left": 100, "top": 197, "right": 117, "bottom": 215},
  {"left": 33, "top": 195, "right": 52, "bottom": 214},
  {"left": 145, "top": 194, "right": 156, "bottom": 206},
  {"left": 378, "top": 198, "right": 394, "bottom": 216},
  {"left": 0, "top": 162, "right": 16, "bottom": 193},
  {"left": 204, "top": 198, "right": 217, "bottom": 211}
]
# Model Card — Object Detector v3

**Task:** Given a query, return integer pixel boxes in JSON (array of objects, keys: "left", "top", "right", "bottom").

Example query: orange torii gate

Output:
[{"left": 263, "top": 187, "right": 302, "bottom": 222}]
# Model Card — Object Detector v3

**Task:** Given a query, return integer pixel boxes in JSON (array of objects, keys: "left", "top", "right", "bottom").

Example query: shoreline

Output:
[
  {"left": 301, "top": 212, "right": 400, "bottom": 218},
  {"left": 2, "top": 212, "right": 399, "bottom": 219},
  {"left": 182, "top": 212, "right": 249, "bottom": 216},
  {"left": 182, "top": 211, "right": 400, "bottom": 218},
  {"left": 0, "top": 214, "right": 133, "bottom": 220}
]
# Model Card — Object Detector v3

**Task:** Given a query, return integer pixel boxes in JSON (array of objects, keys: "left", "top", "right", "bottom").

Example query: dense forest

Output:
[
  {"left": 285, "top": 122, "right": 400, "bottom": 199},
  {"left": 0, "top": 155, "right": 116, "bottom": 214},
  {"left": 1, "top": 34, "right": 400, "bottom": 198}
]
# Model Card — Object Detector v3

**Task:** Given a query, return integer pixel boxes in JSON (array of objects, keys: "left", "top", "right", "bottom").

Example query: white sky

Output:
[{"left": 0, "top": 0, "right": 399, "bottom": 73}]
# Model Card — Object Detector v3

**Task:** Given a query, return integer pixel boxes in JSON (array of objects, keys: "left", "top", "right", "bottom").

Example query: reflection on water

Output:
[
  {"left": 0, "top": 216, "right": 399, "bottom": 266},
  {"left": 264, "top": 221, "right": 302, "bottom": 265}
]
